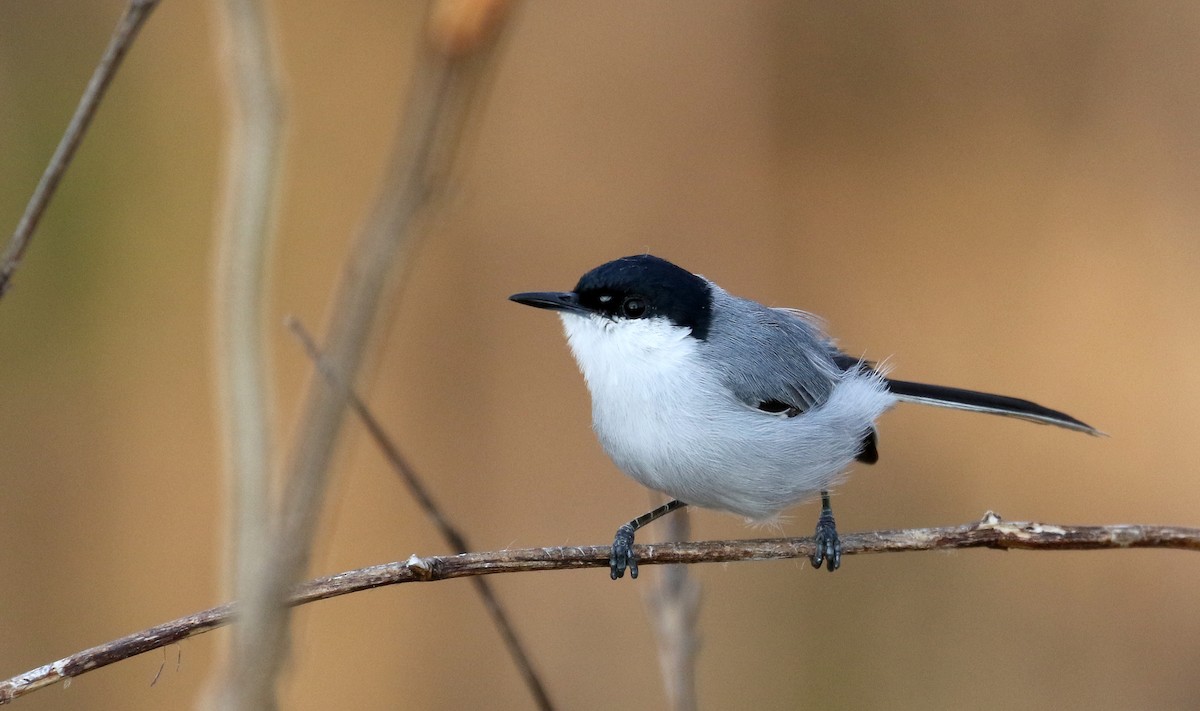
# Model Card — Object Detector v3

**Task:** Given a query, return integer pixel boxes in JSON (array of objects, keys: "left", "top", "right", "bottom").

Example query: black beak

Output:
[{"left": 509, "top": 291, "right": 591, "bottom": 316}]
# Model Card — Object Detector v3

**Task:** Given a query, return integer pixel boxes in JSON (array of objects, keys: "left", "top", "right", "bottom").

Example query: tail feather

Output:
[{"left": 884, "top": 379, "right": 1102, "bottom": 436}]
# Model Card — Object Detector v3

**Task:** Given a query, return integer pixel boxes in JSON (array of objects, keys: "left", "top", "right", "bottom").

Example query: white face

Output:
[{"left": 558, "top": 312, "right": 696, "bottom": 389}]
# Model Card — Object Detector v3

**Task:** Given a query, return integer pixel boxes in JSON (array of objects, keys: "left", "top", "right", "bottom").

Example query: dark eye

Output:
[{"left": 621, "top": 296, "right": 647, "bottom": 318}]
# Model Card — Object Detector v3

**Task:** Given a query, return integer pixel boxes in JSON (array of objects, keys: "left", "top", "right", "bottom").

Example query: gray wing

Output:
[{"left": 701, "top": 288, "right": 847, "bottom": 414}]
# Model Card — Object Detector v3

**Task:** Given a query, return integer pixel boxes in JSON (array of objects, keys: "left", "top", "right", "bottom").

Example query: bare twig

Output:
[
  {"left": 286, "top": 317, "right": 554, "bottom": 710},
  {"left": 209, "top": 0, "right": 286, "bottom": 707},
  {"left": 643, "top": 502, "right": 700, "bottom": 711},
  {"left": 2, "top": 516, "right": 1198, "bottom": 704},
  {"left": 235, "top": 1, "right": 517, "bottom": 705},
  {"left": 0, "top": 0, "right": 161, "bottom": 301}
]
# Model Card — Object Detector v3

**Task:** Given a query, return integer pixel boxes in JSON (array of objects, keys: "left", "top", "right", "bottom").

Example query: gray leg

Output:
[
  {"left": 811, "top": 490, "right": 841, "bottom": 572},
  {"left": 610, "top": 499, "right": 687, "bottom": 580}
]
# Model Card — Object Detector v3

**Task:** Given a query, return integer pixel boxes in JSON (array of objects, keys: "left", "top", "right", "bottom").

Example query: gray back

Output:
[{"left": 700, "top": 284, "right": 846, "bottom": 413}]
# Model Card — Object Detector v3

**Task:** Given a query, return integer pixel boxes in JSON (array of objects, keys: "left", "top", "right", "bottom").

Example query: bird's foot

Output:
[
  {"left": 610, "top": 523, "right": 638, "bottom": 579},
  {"left": 811, "top": 507, "right": 841, "bottom": 572}
]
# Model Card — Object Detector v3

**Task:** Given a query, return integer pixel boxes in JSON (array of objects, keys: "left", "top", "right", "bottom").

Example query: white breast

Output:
[{"left": 560, "top": 313, "right": 895, "bottom": 520}]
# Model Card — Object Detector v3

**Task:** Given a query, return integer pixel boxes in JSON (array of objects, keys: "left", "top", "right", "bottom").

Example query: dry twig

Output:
[
  {"left": 286, "top": 317, "right": 554, "bottom": 710},
  {"left": 0, "top": 0, "right": 161, "bottom": 301},
  {"left": 2, "top": 516, "right": 1197, "bottom": 704}
]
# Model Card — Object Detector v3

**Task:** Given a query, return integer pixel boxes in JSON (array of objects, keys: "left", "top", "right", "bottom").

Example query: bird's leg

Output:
[
  {"left": 610, "top": 499, "right": 688, "bottom": 580},
  {"left": 811, "top": 490, "right": 841, "bottom": 572}
]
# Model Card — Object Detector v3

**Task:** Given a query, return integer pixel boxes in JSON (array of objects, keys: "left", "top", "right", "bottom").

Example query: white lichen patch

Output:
[{"left": 405, "top": 554, "right": 431, "bottom": 573}]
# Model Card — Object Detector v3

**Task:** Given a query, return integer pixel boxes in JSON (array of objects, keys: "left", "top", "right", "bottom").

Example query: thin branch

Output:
[
  {"left": 285, "top": 318, "right": 469, "bottom": 551},
  {"left": 237, "top": 1, "right": 517, "bottom": 704},
  {"left": 285, "top": 317, "right": 554, "bottom": 711},
  {"left": 0, "top": 0, "right": 161, "bottom": 301},
  {"left": 2, "top": 516, "right": 1197, "bottom": 704},
  {"left": 209, "top": 0, "right": 286, "bottom": 707}
]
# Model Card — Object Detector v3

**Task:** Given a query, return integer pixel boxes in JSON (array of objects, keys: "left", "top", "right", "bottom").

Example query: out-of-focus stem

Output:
[
  {"left": 226, "top": 2, "right": 517, "bottom": 707},
  {"left": 210, "top": 0, "right": 285, "bottom": 707}
]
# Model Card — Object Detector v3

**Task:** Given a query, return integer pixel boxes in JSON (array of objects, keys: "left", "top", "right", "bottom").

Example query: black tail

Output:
[{"left": 884, "top": 379, "right": 1101, "bottom": 435}]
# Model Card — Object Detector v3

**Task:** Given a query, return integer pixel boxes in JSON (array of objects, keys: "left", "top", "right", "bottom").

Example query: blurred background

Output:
[{"left": 2, "top": 1, "right": 1199, "bottom": 709}]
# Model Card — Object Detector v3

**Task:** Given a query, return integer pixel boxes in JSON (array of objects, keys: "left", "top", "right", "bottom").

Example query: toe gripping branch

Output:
[
  {"left": 609, "top": 499, "right": 687, "bottom": 580},
  {"left": 609, "top": 493, "right": 843, "bottom": 578},
  {"left": 811, "top": 490, "right": 841, "bottom": 572}
]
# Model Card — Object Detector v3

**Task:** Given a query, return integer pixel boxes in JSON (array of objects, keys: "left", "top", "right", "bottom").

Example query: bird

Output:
[{"left": 509, "top": 254, "right": 1099, "bottom": 579}]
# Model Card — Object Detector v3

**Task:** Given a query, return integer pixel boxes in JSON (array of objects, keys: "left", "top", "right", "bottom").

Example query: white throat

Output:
[{"left": 559, "top": 312, "right": 696, "bottom": 389}]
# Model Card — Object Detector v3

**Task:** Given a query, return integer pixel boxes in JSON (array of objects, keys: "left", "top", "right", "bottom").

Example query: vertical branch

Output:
[
  {"left": 0, "top": 0, "right": 161, "bottom": 301},
  {"left": 210, "top": 0, "right": 285, "bottom": 707},
  {"left": 643, "top": 501, "right": 701, "bottom": 711},
  {"left": 227, "top": 1, "right": 518, "bottom": 707}
]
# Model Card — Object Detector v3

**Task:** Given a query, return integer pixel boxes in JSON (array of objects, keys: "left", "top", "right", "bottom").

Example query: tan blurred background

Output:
[{"left": 2, "top": 1, "right": 1199, "bottom": 709}]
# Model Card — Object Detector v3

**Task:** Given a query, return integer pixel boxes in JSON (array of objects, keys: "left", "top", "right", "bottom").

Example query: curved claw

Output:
[
  {"left": 811, "top": 509, "right": 841, "bottom": 572},
  {"left": 610, "top": 524, "right": 638, "bottom": 579}
]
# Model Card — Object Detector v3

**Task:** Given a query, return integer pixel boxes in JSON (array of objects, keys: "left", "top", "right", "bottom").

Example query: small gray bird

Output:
[{"left": 510, "top": 254, "right": 1098, "bottom": 579}]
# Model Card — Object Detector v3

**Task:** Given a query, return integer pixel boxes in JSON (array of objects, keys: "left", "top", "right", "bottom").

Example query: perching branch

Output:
[
  {"left": 0, "top": 0, "right": 161, "bottom": 301},
  {"left": 2, "top": 515, "right": 1197, "bottom": 704}
]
